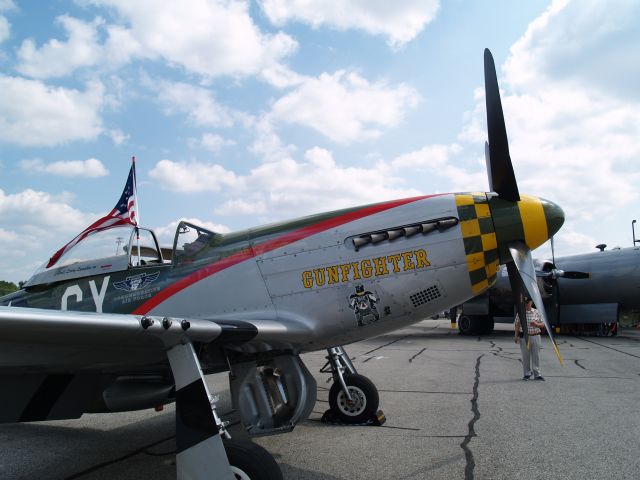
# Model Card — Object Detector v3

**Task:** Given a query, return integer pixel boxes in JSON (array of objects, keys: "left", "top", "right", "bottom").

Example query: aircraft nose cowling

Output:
[
  {"left": 540, "top": 197, "right": 564, "bottom": 239},
  {"left": 488, "top": 194, "right": 564, "bottom": 263}
]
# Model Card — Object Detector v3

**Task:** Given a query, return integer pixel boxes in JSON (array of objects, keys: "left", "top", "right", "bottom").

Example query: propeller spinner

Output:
[{"left": 482, "top": 48, "right": 565, "bottom": 364}]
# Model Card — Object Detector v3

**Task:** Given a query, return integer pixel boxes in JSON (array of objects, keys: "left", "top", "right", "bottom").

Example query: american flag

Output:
[{"left": 47, "top": 162, "right": 138, "bottom": 268}]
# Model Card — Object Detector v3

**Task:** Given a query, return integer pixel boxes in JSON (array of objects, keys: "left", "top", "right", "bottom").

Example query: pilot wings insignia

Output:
[{"left": 113, "top": 271, "right": 160, "bottom": 292}]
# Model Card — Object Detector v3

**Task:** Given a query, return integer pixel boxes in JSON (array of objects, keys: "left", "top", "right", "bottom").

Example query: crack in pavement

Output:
[
  {"left": 491, "top": 352, "right": 520, "bottom": 362},
  {"left": 575, "top": 337, "right": 640, "bottom": 359},
  {"left": 362, "top": 335, "right": 410, "bottom": 356},
  {"left": 460, "top": 354, "right": 483, "bottom": 480},
  {"left": 409, "top": 347, "right": 427, "bottom": 363},
  {"left": 574, "top": 359, "right": 587, "bottom": 370}
]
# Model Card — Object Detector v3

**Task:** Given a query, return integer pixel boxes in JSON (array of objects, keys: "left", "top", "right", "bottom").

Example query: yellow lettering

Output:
[
  {"left": 414, "top": 249, "right": 431, "bottom": 269},
  {"left": 302, "top": 271, "right": 313, "bottom": 288},
  {"left": 351, "top": 262, "right": 361, "bottom": 280},
  {"left": 361, "top": 259, "right": 373, "bottom": 278},
  {"left": 327, "top": 266, "right": 340, "bottom": 284},
  {"left": 373, "top": 257, "right": 389, "bottom": 276},
  {"left": 339, "top": 263, "right": 352, "bottom": 282},
  {"left": 387, "top": 254, "right": 402, "bottom": 273},
  {"left": 402, "top": 251, "right": 415, "bottom": 270},
  {"left": 313, "top": 268, "right": 326, "bottom": 286},
  {"left": 304, "top": 248, "right": 431, "bottom": 288}
]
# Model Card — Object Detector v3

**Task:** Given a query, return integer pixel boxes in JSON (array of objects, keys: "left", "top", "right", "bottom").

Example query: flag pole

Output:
[{"left": 132, "top": 156, "right": 141, "bottom": 265}]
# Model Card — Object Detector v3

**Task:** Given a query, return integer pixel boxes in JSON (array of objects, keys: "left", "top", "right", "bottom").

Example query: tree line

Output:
[{"left": 0, "top": 280, "right": 23, "bottom": 297}]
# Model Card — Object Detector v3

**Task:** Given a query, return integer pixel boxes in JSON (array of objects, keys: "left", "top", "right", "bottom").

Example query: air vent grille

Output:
[
  {"left": 349, "top": 216, "right": 459, "bottom": 251},
  {"left": 410, "top": 285, "right": 441, "bottom": 307}
]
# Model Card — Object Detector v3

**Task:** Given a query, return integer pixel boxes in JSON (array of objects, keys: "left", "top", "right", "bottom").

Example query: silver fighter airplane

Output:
[{"left": 0, "top": 49, "right": 565, "bottom": 479}]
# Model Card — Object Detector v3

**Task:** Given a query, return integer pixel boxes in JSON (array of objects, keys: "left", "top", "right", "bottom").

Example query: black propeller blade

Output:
[
  {"left": 544, "top": 237, "right": 590, "bottom": 279},
  {"left": 536, "top": 269, "right": 591, "bottom": 280},
  {"left": 484, "top": 48, "right": 563, "bottom": 364},
  {"left": 484, "top": 49, "right": 520, "bottom": 201},
  {"left": 560, "top": 271, "right": 591, "bottom": 280}
]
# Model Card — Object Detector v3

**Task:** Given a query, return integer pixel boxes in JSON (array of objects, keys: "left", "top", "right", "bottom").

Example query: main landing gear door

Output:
[{"left": 230, "top": 354, "right": 317, "bottom": 437}]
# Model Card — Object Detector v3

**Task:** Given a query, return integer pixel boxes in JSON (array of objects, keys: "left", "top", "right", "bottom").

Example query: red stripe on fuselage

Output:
[{"left": 134, "top": 195, "right": 441, "bottom": 314}]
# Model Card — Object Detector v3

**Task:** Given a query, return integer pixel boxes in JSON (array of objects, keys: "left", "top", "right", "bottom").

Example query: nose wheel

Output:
[
  {"left": 328, "top": 373, "right": 379, "bottom": 423},
  {"left": 320, "top": 346, "right": 384, "bottom": 425}
]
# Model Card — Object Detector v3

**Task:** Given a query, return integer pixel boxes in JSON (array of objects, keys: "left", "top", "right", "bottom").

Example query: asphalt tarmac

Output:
[{"left": 2, "top": 320, "right": 639, "bottom": 480}]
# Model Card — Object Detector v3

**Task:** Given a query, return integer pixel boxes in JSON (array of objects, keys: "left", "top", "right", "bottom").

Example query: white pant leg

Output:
[
  {"left": 519, "top": 337, "right": 531, "bottom": 376},
  {"left": 530, "top": 335, "right": 541, "bottom": 377}
]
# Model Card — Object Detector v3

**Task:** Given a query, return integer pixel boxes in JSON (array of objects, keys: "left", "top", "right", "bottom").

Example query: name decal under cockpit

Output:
[{"left": 302, "top": 248, "right": 431, "bottom": 289}]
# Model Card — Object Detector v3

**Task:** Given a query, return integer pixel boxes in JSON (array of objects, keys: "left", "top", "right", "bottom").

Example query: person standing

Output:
[{"left": 514, "top": 297, "right": 545, "bottom": 380}]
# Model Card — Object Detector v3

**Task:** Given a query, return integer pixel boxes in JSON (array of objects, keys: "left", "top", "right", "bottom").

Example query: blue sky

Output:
[{"left": 1, "top": 0, "right": 639, "bottom": 283}]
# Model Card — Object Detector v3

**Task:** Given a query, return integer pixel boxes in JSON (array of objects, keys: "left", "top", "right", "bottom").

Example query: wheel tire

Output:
[
  {"left": 479, "top": 317, "right": 494, "bottom": 335},
  {"left": 223, "top": 439, "right": 283, "bottom": 480},
  {"left": 458, "top": 314, "right": 477, "bottom": 335},
  {"left": 328, "top": 373, "right": 379, "bottom": 424}
]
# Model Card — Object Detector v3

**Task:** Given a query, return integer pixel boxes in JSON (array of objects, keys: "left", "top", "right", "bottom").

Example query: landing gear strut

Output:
[
  {"left": 167, "top": 342, "right": 282, "bottom": 480},
  {"left": 320, "top": 346, "right": 384, "bottom": 425}
]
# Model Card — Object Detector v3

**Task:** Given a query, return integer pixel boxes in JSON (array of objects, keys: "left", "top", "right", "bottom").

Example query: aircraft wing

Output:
[
  {"left": 0, "top": 306, "right": 314, "bottom": 425},
  {"left": 0, "top": 306, "right": 314, "bottom": 372},
  {"left": 0, "top": 305, "right": 223, "bottom": 372}
]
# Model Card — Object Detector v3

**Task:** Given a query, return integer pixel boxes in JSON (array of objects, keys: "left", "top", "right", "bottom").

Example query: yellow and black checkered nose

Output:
[
  {"left": 455, "top": 192, "right": 564, "bottom": 296},
  {"left": 455, "top": 193, "right": 500, "bottom": 295},
  {"left": 487, "top": 194, "right": 564, "bottom": 262}
]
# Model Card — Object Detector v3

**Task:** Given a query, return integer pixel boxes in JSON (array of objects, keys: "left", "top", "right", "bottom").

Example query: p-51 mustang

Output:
[{"left": 0, "top": 50, "right": 565, "bottom": 479}]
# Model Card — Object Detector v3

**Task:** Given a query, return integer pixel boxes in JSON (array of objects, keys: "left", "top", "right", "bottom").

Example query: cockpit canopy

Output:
[
  {"left": 25, "top": 221, "right": 219, "bottom": 287},
  {"left": 171, "top": 221, "right": 219, "bottom": 266}
]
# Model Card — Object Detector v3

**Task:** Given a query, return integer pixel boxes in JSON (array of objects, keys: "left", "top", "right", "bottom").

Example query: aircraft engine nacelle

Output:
[
  {"left": 87, "top": 376, "right": 175, "bottom": 413},
  {"left": 230, "top": 353, "right": 316, "bottom": 437}
]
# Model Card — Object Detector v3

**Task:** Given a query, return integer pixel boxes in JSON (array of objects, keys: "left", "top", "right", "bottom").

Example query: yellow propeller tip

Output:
[{"left": 552, "top": 343, "right": 564, "bottom": 365}]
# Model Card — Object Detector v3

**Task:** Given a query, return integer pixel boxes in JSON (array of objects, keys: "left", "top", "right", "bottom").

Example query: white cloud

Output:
[
  {"left": 390, "top": 143, "right": 488, "bottom": 193},
  {"left": 14, "top": 2, "right": 298, "bottom": 80},
  {"left": 20, "top": 158, "right": 109, "bottom": 177},
  {"left": 259, "top": 0, "right": 440, "bottom": 48},
  {"left": 0, "top": 76, "right": 105, "bottom": 146},
  {"left": 391, "top": 144, "right": 462, "bottom": 169},
  {"left": 0, "top": 188, "right": 93, "bottom": 234},
  {"left": 215, "top": 198, "right": 267, "bottom": 216},
  {"left": 505, "top": 0, "right": 640, "bottom": 101},
  {"left": 268, "top": 71, "right": 421, "bottom": 144},
  {"left": 0, "top": 15, "right": 9, "bottom": 44},
  {"left": 0, "top": 227, "right": 17, "bottom": 242},
  {"left": 154, "top": 80, "right": 235, "bottom": 127},
  {"left": 108, "top": 128, "right": 129, "bottom": 145},
  {"left": 198, "top": 133, "right": 235, "bottom": 152},
  {"left": 457, "top": 0, "right": 640, "bottom": 254},
  {"left": 90, "top": 0, "right": 298, "bottom": 79},
  {"left": 102, "top": 24, "right": 144, "bottom": 67},
  {"left": 496, "top": 1, "right": 640, "bottom": 219},
  {"left": 149, "top": 159, "right": 239, "bottom": 192},
  {"left": 0, "top": 0, "right": 15, "bottom": 43},
  {"left": 251, "top": 116, "right": 297, "bottom": 163},
  {"left": 16, "top": 15, "right": 105, "bottom": 78},
  {"left": 260, "top": 64, "right": 305, "bottom": 89},
  {"left": 0, "top": 187, "right": 99, "bottom": 282},
  {"left": 0, "top": 0, "right": 16, "bottom": 12},
  {"left": 215, "top": 147, "right": 421, "bottom": 217}
]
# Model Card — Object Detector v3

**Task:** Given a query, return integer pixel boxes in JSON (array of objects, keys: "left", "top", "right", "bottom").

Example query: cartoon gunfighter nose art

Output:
[{"left": 349, "top": 284, "right": 380, "bottom": 327}]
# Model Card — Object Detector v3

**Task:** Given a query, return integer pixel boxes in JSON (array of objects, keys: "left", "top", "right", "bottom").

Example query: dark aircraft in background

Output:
[
  {"left": 456, "top": 244, "right": 640, "bottom": 335},
  {"left": 0, "top": 50, "right": 564, "bottom": 480}
]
